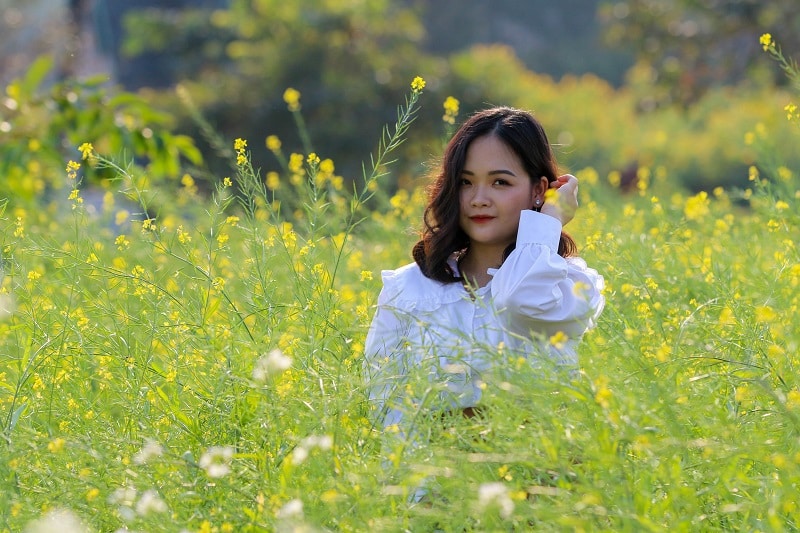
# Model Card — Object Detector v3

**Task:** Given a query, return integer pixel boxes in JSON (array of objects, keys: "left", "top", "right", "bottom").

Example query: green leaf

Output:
[
  {"left": 20, "top": 55, "right": 54, "bottom": 97},
  {"left": 9, "top": 403, "right": 27, "bottom": 434}
]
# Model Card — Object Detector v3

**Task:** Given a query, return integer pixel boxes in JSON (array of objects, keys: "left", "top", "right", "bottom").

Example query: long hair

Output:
[{"left": 412, "top": 106, "right": 577, "bottom": 283}]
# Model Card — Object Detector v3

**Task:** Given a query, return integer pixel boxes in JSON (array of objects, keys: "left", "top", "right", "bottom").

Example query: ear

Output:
[{"left": 531, "top": 176, "right": 549, "bottom": 206}]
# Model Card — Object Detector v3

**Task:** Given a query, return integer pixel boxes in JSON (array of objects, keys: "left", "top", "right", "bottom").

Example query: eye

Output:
[
  {"left": 460, "top": 178, "right": 472, "bottom": 186},
  {"left": 493, "top": 178, "right": 510, "bottom": 186}
]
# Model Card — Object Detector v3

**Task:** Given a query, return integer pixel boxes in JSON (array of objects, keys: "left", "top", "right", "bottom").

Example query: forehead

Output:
[{"left": 463, "top": 135, "right": 524, "bottom": 172}]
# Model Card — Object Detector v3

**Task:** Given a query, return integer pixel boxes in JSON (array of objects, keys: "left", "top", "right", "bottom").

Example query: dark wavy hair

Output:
[{"left": 412, "top": 106, "right": 577, "bottom": 283}]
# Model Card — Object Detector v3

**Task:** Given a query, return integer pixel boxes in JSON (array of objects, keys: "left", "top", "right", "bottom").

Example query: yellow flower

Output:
[
  {"left": 785, "top": 103, "right": 798, "bottom": 121},
  {"left": 288, "top": 153, "right": 304, "bottom": 173},
  {"left": 410, "top": 76, "right": 426, "bottom": 92},
  {"left": 755, "top": 305, "right": 777, "bottom": 323},
  {"left": 360, "top": 270, "right": 373, "bottom": 281},
  {"left": 786, "top": 389, "right": 800, "bottom": 409},
  {"left": 683, "top": 191, "right": 709, "bottom": 221},
  {"left": 66, "top": 160, "right": 81, "bottom": 173},
  {"left": 593, "top": 376, "right": 612, "bottom": 408},
  {"left": 115, "top": 235, "right": 130, "bottom": 250},
  {"left": 307, "top": 152, "right": 320, "bottom": 166},
  {"left": 266, "top": 171, "right": 280, "bottom": 190},
  {"left": 760, "top": 33, "right": 773, "bottom": 51},
  {"left": 78, "top": 142, "right": 93, "bottom": 160},
  {"left": 319, "top": 158, "right": 334, "bottom": 175},
  {"left": 549, "top": 331, "right": 568, "bottom": 350},
  {"left": 266, "top": 135, "right": 281, "bottom": 151},
  {"left": 48, "top": 438, "right": 65, "bottom": 453},
  {"left": 283, "top": 87, "right": 301, "bottom": 111},
  {"left": 442, "top": 96, "right": 459, "bottom": 124},
  {"left": 223, "top": 176, "right": 233, "bottom": 187},
  {"left": 234, "top": 138, "right": 247, "bottom": 152}
]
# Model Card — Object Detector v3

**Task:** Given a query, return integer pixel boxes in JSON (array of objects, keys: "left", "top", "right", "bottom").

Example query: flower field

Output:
[{"left": 2, "top": 54, "right": 800, "bottom": 532}]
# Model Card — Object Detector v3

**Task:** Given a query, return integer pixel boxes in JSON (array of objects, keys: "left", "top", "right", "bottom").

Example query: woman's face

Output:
[{"left": 459, "top": 135, "right": 545, "bottom": 252}]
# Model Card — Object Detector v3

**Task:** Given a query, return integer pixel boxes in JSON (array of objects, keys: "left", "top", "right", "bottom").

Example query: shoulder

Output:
[{"left": 378, "top": 262, "right": 460, "bottom": 310}]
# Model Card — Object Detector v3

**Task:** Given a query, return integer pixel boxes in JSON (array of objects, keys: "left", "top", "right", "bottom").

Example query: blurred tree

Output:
[
  {"left": 415, "top": 0, "right": 633, "bottom": 86},
  {"left": 599, "top": 0, "right": 800, "bottom": 108},
  {"left": 92, "top": 0, "right": 229, "bottom": 89},
  {"left": 116, "top": 0, "right": 444, "bottom": 185}
]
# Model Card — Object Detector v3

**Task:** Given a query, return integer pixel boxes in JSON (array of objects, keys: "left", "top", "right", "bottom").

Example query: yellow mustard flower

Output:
[
  {"left": 760, "top": 33, "right": 773, "bottom": 51},
  {"left": 442, "top": 96, "right": 459, "bottom": 124},
  {"left": 283, "top": 88, "right": 301, "bottom": 111},
  {"left": 48, "top": 438, "right": 66, "bottom": 453},
  {"left": 785, "top": 103, "right": 798, "bottom": 121},
  {"left": 288, "top": 153, "right": 304, "bottom": 174},
  {"left": 78, "top": 142, "right": 93, "bottom": 160},
  {"left": 410, "top": 76, "right": 426, "bottom": 92},
  {"left": 683, "top": 191, "right": 709, "bottom": 221},
  {"left": 266, "top": 171, "right": 280, "bottom": 190},
  {"left": 266, "top": 135, "right": 282, "bottom": 151}
]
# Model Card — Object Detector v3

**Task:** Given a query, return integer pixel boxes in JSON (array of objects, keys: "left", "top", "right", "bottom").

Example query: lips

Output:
[{"left": 469, "top": 215, "right": 495, "bottom": 223}]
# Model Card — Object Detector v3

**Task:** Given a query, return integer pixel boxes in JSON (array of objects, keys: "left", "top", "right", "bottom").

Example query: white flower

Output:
[
  {"left": 276, "top": 498, "right": 303, "bottom": 519},
  {"left": 24, "top": 509, "right": 87, "bottom": 533},
  {"left": 291, "top": 446, "right": 309, "bottom": 465},
  {"left": 109, "top": 486, "right": 137, "bottom": 507},
  {"left": 198, "top": 445, "right": 234, "bottom": 478},
  {"left": 0, "top": 293, "right": 15, "bottom": 321},
  {"left": 133, "top": 439, "right": 163, "bottom": 465},
  {"left": 478, "top": 482, "right": 514, "bottom": 519},
  {"left": 252, "top": 349, "right": 292, "bottom": 381},
  {"left": 135, "top": 489, "right": 167, "bottom": 515},
  {"left": 291, "top": 434, "right": 333, "bottom": 465}
]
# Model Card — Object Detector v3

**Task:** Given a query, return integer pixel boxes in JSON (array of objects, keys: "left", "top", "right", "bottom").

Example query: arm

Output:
[
  {"left": 490, "top": 210, "right": 605, "bottom": 339},
  {"left": 363, "top": 280, "right": 412, "bottom": 430}
]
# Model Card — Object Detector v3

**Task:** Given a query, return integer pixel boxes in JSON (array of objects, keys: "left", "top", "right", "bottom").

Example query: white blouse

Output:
[{"left": 364, "top": 210, "right": 605, "bottom": 429}]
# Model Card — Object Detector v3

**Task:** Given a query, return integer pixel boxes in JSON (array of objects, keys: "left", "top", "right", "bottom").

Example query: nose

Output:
[{"left": 470, "top": 185, "right": 490, "bottom": 207}]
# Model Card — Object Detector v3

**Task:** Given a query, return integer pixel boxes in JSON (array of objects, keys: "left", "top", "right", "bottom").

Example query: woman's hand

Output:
[{"left": 541, "top": 174, "right": 578, "bottom": 226}]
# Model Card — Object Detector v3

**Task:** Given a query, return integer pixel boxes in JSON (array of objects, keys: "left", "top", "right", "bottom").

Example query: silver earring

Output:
[{"left": 534, "top": 198, "right": 542, "bottom": 206}]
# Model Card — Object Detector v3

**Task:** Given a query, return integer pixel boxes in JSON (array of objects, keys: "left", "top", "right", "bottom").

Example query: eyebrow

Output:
[{"left": 462, "top": 169, "right": 518, "bottom": 177}]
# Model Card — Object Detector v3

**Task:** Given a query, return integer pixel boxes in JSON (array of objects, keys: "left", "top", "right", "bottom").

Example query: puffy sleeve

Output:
[
  {"left": 363, "top": 269, "right": 413, "bottom": 429},
  {"left": 490, "top": 210, "right": 605, "bottom": 340}
]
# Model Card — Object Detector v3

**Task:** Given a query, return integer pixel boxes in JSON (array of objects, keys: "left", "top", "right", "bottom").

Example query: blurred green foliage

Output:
[
  {"left": 0, "top": 55, "right": 202, "bottom": 209},
  {"left": 600, "top": 0, "right": 800, "bottom": 107},
  {"left": 115, "top": 0, "right": 797, "bottom": 193},
  {"left": 1, "top": 0, "right": 796, "bottom": 204},
  {"left": 446, "top": 44, "right": 799, "bottom": 191},
  {"left": 121, "top": 0, "right": 444, "bottom": 184}
]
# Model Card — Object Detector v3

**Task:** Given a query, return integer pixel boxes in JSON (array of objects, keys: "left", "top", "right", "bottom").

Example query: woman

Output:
[{"left": 364, "top": 106, "right": 604, "bottom": 434}]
